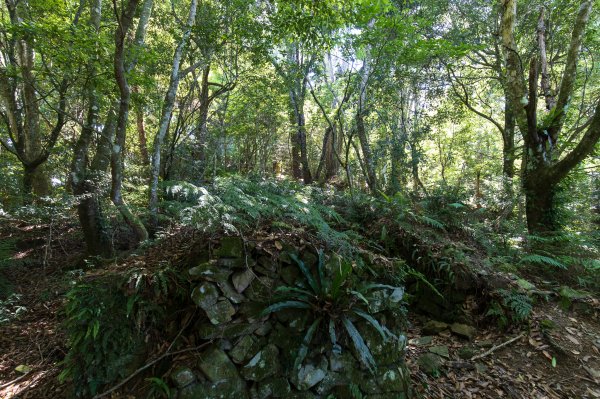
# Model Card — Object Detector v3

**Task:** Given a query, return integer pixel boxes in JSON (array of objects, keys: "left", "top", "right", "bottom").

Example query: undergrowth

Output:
[{"left": 60, "top": 266, "right": 182, "bottom": 397}]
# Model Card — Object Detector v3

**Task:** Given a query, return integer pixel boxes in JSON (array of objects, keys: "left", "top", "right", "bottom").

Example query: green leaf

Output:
[
  {"left": 294, "top": 317, "right": 322, "bottom": 371},
  {"left": 261, "top": 300, "right": 311, "bottom": 316},
  {"left": 15, "top": 364, "right": 31, "bottom": 374},
  {"left": 353, "top": 309, "right": 391, "bottom": 341},
  {"left": 520, "top": 254, "right": 566, "bottom": 269},
  {"left": 551, "top": 357, "right": 557, "bottom": 368},
  {"left": 342, "top": 316, "right": 376, "bottom": 372},
  {"left": 350, "top": 290, "right": 369, "bottom": 305},
  {"left": 274, "top": 286, "right": 314, "bottom": 298},
  {"left": 290, "top": 253, "right": 319, "bottom": 294},
  {"left": 317, "top": 249, "right": 326, "bottom": 293}
]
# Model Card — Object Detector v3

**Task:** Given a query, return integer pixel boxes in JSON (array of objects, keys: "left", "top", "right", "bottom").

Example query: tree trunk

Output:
[
  {"left": 197, "top": 66, "right": 211, "bottom": 182},
  {"left": 356, "top": 49, "right": 378, "bottom": 193},
  {"left": 112, "top": 0, "right": 148, "bottom": 243},
  {"left": 525, "top": 179, "right": 557, "bottom": 233},
  {"left": 149, "top": 0, "right": 198, "bottom": 225},
  {"left": 133, "top": 86, "right": 150, "bottom": 166}
]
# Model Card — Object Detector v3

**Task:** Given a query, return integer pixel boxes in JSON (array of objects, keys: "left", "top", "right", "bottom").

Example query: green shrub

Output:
[{"left": 60, "top": 267, "right": 177, "bottom": 397}]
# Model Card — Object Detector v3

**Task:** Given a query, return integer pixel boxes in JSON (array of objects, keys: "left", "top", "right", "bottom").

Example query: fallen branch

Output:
[
  {"left": 92, "top": 341, "right": 212, "bottom": 399},
  {"left": 471, "top": 332, "right": 525, "bottom": 361},
  {"left": 0, "top": 372, "right": 30, "bottom": 390}
]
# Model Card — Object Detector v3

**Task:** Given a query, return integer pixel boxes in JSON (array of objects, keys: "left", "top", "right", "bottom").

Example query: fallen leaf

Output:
[
  {"left": 274, "top": 241, "right": 283, "bottom": 250},
  {"left": 15, "top": 364, "right": 31, "bottom": 373},
  {"left": 566, "top": 335, "right": 580, "bottom": 345}
]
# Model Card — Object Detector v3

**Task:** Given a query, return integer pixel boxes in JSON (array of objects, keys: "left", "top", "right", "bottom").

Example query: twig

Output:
[
  {"left": 0, "top": 372, "right": 30, "bottom": 390},
  {"left": 471, "top": 332, "right": 525, "bottom": 361},
  {"left": 92, "top": 341, "right": 212, "bottom": 399}
]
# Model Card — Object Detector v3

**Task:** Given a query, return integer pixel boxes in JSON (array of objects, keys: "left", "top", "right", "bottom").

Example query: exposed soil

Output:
[{"left": 1, "top": 222, "right": 599, "bottom": 398}]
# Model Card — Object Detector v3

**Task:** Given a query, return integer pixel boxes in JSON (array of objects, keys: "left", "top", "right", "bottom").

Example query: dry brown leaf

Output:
[{"left": 566, "top": 335, "right": 580, "bottom": 345}]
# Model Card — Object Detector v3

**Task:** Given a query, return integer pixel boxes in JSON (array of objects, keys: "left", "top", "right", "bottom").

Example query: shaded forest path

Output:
[{"left": 0, "top": 221, "right": 599, "bottom": 398}]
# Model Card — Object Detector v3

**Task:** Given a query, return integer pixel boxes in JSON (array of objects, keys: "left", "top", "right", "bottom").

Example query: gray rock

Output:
[
  {"left": 422, "top": 320, "right": 449, "bottom": 335},
  {"left": 178, "top": 383, "right": 208, "bottom": 399},
  {"left": 246, "top": 276, "right": 275, "bottom": 302},
  {"left": 180, "top": 381, "right": 249, "bottom": 399},
  {"left": 295, "top": 364, "right": 326, "bottom": 391},
  {"left": 230, "top": 335, "right": 260, "bottom": 364},
  {"left": 329, "top": 351, "right": 356, "bottom": 373},
  {"left": 171, "top": 367, "right": 196, "bottom": 388},
  {"left": 197, "top": 347, "right": 243, "bottom": 386},
  {"left": 241, "top": 344, "right": 280, "bottom": 381},
  {"left": 377, "top": 367, "right": 410, "bottom": 393},
  {"left": 429, "top": 345, "right": 450, "bottom": 359},
  {"left": 192, "top": 282, "right": 219, "bottom": 309},
  {"left": 417, "top": 353, "right": 443, "bottom": 376},
  {"left": 189, "top": 262, "right": 232, "bottom": 282},
  {"left": 315, "top": 372, "right": 347, "bottom": 395},
  {"left": 412, "top": 336, "right": 433, "bottom": 346},
  {"left": 254, "top": 322, "right": 272, "bottom": 336},
  {"left": 232, "top": 269, "right": 255, "bottom": 293},
  {"left": 217, "top": 280, "right": 246, "bottom": 304},
  {"left": 197, "top": 321, "right": 259, "bottom": 340},
  {"left": 257, "top": 377, "right": 291, "bottom": 398},
  {"left": 458, "top": 346, "right": 476, "bottom": 360},
  {"left": 205, "top": 298, "right": 236, "bottom": 325},
  {"left": 450, "top": 323, "right": 475, "bottom": 340}
]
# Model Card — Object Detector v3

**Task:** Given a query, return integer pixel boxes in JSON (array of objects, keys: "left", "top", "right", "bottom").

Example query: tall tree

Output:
[
  {"left": 0, "top": 0, "right": 73, "bottom": 199},
  {"left": 501, "top": 0, "right": 600, "bottom": 232},
  {"left": 111, "top": 0, "right": 149, "bottom": 242},
  {"left": 149, "top": 0, "right": 199, "bottom": 226}
]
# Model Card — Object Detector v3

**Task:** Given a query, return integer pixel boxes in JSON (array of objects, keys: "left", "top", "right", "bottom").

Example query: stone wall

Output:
[{"left": 171, "top": 236, "right": 411, "bottom": 399}]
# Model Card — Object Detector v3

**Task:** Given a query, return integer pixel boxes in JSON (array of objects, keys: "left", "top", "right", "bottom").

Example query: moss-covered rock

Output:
[
  {"left": 191, "top": 282, "right": 219, "bottom": 309},
  {"left": 241, "top": 344, "right": 280, "bottom": 381},
  {"left": 216, "top": 236, "right": 244, "bottom": 258}
]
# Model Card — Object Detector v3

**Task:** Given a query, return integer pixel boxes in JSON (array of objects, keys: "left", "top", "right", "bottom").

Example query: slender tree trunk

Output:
[
  {"left": 149, "top": 0, "right": 198, "bottom": 225},
  {"left": 356, "top": 51, "right": 378, "bottom": 193},
  {"left": 69, "top": 0, "right": 114, "bottom": 257},
  {"left": 112, "top": 0, "right": 148, "bottom": 243},
  {"left": 133, "top": 86, "right": 150, "bottom": 166},
  {"left": 197, "top": 65, "right": 211, "bottom": 182}
]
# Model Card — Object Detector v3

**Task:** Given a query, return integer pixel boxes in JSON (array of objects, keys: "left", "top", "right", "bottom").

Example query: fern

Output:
[{"left": 520, "top": 254, "right": 566, "bottom": 269}]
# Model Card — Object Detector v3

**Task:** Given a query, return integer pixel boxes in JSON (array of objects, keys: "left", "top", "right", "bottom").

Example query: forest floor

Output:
[{"left": 0, "top": 221, "right": 599, "bottom": 399}]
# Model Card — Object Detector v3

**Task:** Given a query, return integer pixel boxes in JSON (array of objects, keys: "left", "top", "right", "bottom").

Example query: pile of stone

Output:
[{"left": 172, "top": 236, "right": 411, "bottom": 399}]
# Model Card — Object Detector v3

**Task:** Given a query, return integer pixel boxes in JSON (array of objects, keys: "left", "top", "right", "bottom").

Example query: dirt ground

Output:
[{"left": 1, "top": 222, "right": 599, "bottom": 399}]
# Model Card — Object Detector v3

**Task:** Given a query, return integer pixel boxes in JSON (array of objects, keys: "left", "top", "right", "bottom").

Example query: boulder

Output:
[
  {"left": 294, "top": 364, "right": 327, "bottom": 391},
  {"left": 197, "top": 346, "right": 245, "bottom": 393},
  {"left": 191, "top": 282, "right": 219, "bottom": 309},
  {"left": 241, "top": 344, "right": 280, "bottom": 381},
  {"left": 171, "top": 367, "right": 196, "bottom": 388},
  {"left": 429, "top": 345, "right": 450, "bottom": 359},
  {"left": 230, "top": 335, "right": 260, "bottom": 364},
  {"left": 232, "top": 269, "right": 255, "bottom": 293},
  {"left": 217, "top": 280, "right": 246, "bottom": 304},
  {"left": 205, "top": 298, "right": 236, "bottom": 325},
  {"left": 450, "top": 323, "right": 475, "bottom": 340},
  {"left": 417, "top": 353, "right": 443, "bottom": 376},
  {"left": 257, "top": 377, "right": 291, "bottom": 398},
  {"left": 377, "top": 367, "right": 410, "bottom": 393},
  {"left": 422, "top": 320, "right": 449, "bottom": 335},
  {"left": 189, "top": 262, "right": 232, "bottom": 282}
]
